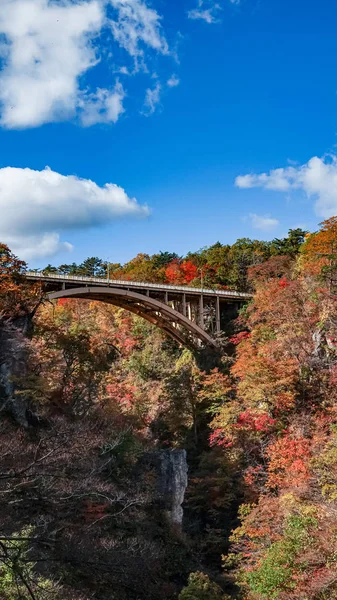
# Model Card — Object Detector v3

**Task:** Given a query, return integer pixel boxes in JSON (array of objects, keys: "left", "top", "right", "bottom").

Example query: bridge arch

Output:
[{"left": 49, "top": 287, "right": 217, "bottom": 350}]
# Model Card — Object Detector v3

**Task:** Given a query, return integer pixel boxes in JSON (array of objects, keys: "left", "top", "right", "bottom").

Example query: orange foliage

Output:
[
  {"left": 232, "top": 338, "right": 298, "bottom": 411},
  {"left": 0, "top": 243, "right": 40, "bottom": 318},
  {"left": 302, "top": 216, "right": 337, "bottom": 282},
  {"left": 266, "top": 434, "right": 311, "bottom": 490}
]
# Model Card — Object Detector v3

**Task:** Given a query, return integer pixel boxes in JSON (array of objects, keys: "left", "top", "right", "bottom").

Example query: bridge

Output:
[{"left": 26, "top": 272, "right": 251, "bottom": 350}]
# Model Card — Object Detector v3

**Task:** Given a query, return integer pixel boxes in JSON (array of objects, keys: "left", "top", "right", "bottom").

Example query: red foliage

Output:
[
  {"left": 106, "top": 379, "right": 136, "bottom": 409},
  {"left": 57, "top": 298, "right": 71, "bottom": 306},
  {"left": 165, "top": 259, "right": 198, "bottom": 284},
  {"left": 235, "top": 410, "right": 277, "bottom": 433},
  {"left": 209, "top": 428, "right": 233, "bottom": 448},
  {"left": 181, "top": 260, "right": 198, "bottom": 283},
  {"left": 278, "top": 277, "right": 289, "bottom": 288},
  {"left": 243, "top": 464, "right": 265, "bottom": 488},
  {"left": 248, "top": 255, "right": 291, "bottom": 284},
  {"left": 229, "top": 331, "right": 251, "bottom": 345}
]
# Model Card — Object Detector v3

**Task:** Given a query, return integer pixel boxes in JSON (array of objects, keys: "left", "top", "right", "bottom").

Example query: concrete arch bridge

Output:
[{"left": 26, "top": 273, "right": 250, "bottom": 351}]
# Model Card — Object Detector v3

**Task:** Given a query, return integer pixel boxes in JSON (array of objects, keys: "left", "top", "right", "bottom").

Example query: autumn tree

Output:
[
  {"left": 216, "top": 218, "right": 337, "bottom": 600},
  {"left": 165, "top": 259, "right": 198, "bottom": 285},
  {"left": 0, "top": 243, "right": 40, "bottom": 320},
  {"left": 302, "top": 216, "right": 337, "bottom": 287},
  {"left": 33, "top": 299, "right": 119, "bottom": 414}
]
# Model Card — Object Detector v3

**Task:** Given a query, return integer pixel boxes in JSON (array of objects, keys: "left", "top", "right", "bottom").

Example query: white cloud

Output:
[
  {"left": 0, "top": 166, "right": 149, "bottom": 261},
  {"left": 249, "top": 213, "right": 280, "bottom": 231},
  {"left": 108, "top": 0, "right": 168, "bottom": 65},
  {"left": 142, "top": 82, "right": 161, "bottom": 115},
  {"left": 236, "top": 169, "right": 293, "bottom": 192},
  {"left": 187, "top": 1, "right": 222, "bottom": 23},
  {"left": 167, "top": 74, "right": 180, "bottom": 87},
  {"left": 0, "top": 0, "right": 104, "bottom": 128},
  {"left": 79, "top": 81, "right": 125, "bottom": 127},
  {"left": 187, "top": 0, "right": 240, "bottom": 23},
  {"left": 235, "top": 155, "right": 337, "bottom": 218},
  {"left": 7, "top": 233, "right": 74, "bottom": 263},
  {"left": 0, "top": 0, "right": 171, "bottom": 129}
]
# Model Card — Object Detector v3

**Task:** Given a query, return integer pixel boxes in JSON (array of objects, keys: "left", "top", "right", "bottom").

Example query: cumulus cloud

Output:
[
  {"left": 142, "top": 82, "right": 161, "bottom": 115},
  {"left": 0, "top": 166, "right": 149, "bottom": 261},
  {"left": 249, "top": 213, "right": 280, "bottom": 231},
  {"left": 7, "top": 233, "right": 74, "bottom": 263},
  {"left": 0, "top": 0, "right": 104, "bottom": 128},
  {"left": 0, "top": 0, "right": 171, "bottom": 129},
  {"left": 235, "top": 155, "right": 337, "bottom": 218}
]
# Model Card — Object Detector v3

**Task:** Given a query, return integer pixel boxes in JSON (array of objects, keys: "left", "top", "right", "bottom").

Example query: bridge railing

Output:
[{"left": 25, "top": 272, "right": 251, "bottom": 299}]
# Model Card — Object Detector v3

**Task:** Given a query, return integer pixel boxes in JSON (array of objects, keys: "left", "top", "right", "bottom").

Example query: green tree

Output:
[
  {"left": 227, "top": 238, "right": 271, "bottom": 291},
  {"left": 78, "top": 256, "right": 106, "bottom": 277},
  {"left": 42, "top": 263, "right": 59, "bottom": 274},
  {"left": 152, "top": 251, "right": 180, "bottom": 269},
  {"left": 179, "top": 572, "right": 227, "bottom": 600},
  {"left": 57, "top": 262, "right": 80, "bottom": 275},
  {"left": 0, "top": 528, "right": 60, "bottom": 600},
  {"left": 271, "top": 228, "right": 307, "bottom": 257}
]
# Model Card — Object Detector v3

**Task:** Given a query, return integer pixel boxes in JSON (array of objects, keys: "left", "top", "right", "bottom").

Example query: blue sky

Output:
[{"left": 1, "top": 0, "right": 337, "bottom": 267}]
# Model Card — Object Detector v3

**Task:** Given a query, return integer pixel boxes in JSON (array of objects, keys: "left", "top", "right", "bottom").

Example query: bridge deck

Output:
[{"left": 26, "top": 272, "right": 251, "bottom": 301}]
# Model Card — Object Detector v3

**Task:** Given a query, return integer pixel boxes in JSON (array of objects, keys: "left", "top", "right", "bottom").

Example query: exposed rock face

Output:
[
  {"left": 158, "top": 449, "right": 188, "bottom": 525},
  {"left": 140, "top": 449, "right": 188, "bottom": 526},
  {"left": 0, "top": 317, "right": 32, "bottom": 428}
]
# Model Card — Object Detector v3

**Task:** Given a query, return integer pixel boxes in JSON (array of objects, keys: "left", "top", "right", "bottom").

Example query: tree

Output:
[
  {"left": 302, "top": 216, "right": 337, "bottom": 287},
  {"left": 0, "top": 243, "right": 40, "bottom": 319},
  {"left": 0, "top": 528, "right": 60, "bottom": 600},
  {"left": 165, "top": 260, "right": 198, "bottom": 285},
  {"left": 271, "top": 228, "right": 307, "bottom": 258},
  {"left": 152, "top": 251, "right": 180, "bottom": 269},
  {"left": 42, "top": 263, "right": 59, "bottom": 274},
  {"left": 34, "top": 299, "right": 118, "bottom": 414},
  {"left": 248, "top": 255, "right": 291, "bottom": 285},
  {"left": 227, "top": 238, "right": 271, "bottom": 291},
  {"left": 78, "top": 256, "right": 106, "bottom": 277},
  {"left": 120, "top": 253, "right": 165, "bottom": 282},
  {"left": 179, "top": 572, "right": 227, "bottom": 600},
  {"left": 57, "top": 262, "right": 79, "bottom": 275}
]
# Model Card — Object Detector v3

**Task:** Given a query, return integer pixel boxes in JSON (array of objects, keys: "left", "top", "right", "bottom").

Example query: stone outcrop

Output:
[
  {"left": 139, "top": 449, "right": 188, "bottom": 526},
  {"left": 0, "top": 316, "right": 33, "bottom": 428}
]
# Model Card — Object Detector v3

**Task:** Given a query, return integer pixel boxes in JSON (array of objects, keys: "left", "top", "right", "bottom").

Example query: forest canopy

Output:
[
  {"left": 2, "top": 220, "right": 337, "bottom": 600},
  {"left": 38, "top": 228, "right": 307, "bottom": 292}
]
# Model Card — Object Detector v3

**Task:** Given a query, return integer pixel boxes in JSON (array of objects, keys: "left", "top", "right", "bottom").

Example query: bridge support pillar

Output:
[
  {"left": 216, "top": 296, "right": 220, "bottom": 333},
  {"left": 199, "top": 294, "right": 204, "bottom": 329},
  {"left": 165, "top": 291, "right": 168, "bottom": 304},
  {"left": 182, "top": 293, "right": 186, "bottom": 317}
]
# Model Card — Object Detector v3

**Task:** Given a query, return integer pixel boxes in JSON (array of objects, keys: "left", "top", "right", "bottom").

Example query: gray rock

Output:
[
  {"left": 0, "top": 317, "right": 32, "bottom": 428},
  {"left": 139, "top": 449, "right": 188, "bottom": 526}
]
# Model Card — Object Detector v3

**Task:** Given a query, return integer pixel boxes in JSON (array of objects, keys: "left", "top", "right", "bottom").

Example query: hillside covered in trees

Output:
[
  {"left": 39, "top": 228, "right": 306, "bottom": 292},
  {"left": 2, "top": 220, "right": 337, "bottom": 599}
]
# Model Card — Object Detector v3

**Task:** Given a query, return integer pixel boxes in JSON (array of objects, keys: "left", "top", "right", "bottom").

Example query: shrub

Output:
[{"left": 179, "top": 571, "right": 227, "bottom": 600}]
